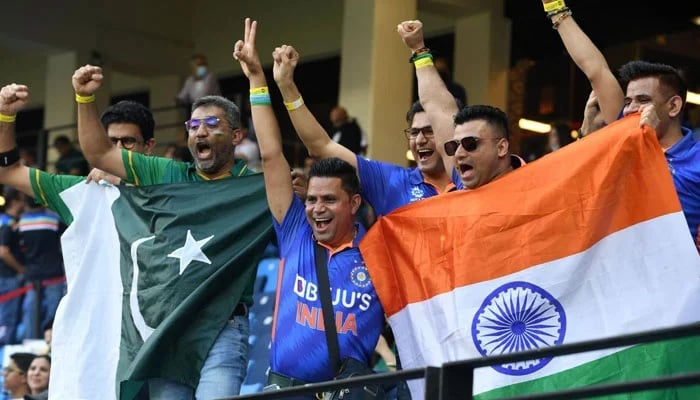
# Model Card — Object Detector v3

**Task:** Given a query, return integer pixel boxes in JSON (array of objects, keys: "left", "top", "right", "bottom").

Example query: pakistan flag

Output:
[{"left": 47, "top": 175, "right": 273, "bottom": 400}]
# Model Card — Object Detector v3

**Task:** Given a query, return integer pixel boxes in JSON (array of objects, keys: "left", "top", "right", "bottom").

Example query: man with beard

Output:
[{"left": 71, "top": 65, "right": 256, "bottom": 399}]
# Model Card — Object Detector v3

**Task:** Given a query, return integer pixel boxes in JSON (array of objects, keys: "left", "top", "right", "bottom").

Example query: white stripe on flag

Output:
[
  {"left": 391, "top": 212, "right": 700, "bottom": 397},
  {"left": 49, "top": 184, "right": 123, "bottom": 400}
]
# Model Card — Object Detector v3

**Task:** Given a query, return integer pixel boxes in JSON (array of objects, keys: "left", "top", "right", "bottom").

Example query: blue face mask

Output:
[{"left": 195, "top": 65, "right": 208, "bottom": 78}]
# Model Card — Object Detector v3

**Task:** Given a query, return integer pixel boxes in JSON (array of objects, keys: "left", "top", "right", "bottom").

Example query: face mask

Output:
[{"left": 195, "top": 65, "right": 208, "bottom": 78}]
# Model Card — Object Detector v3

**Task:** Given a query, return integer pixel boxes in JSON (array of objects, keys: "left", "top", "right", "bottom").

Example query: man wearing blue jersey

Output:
[
  {"left": 618, "top": 61, "right": 700, "bottom": 249},
  {"left": 271, "top": 48, "right": 459, "bottom": 218},
  {"left": 234, "top": 18, "right": 385, "bottom": 392}
]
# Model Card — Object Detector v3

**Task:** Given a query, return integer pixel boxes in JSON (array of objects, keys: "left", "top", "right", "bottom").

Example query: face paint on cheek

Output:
[{"left": 211, "top": 130, "right": 225, "bottom": 136}]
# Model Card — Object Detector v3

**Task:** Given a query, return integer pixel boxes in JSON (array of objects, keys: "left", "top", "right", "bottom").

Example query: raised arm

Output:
[
  {"left": 0, "top": 83, "right": 35, "bottom": 196},
  {"left": 397, "top": 20, "right": 456, "bottom": 173},
  {"left": 272, "top": 46, "right": 357, "bottom": 169},
  {"left": 234, "top": 18, "right": 292, "bottom": 224},
  {"left": 72, "top": 65, "right": 127, "bottom": 179},
  {"left": 543, "top": 1, "right": 623, "bottom": 125}
]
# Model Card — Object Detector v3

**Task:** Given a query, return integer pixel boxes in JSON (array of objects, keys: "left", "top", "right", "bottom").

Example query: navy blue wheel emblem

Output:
[{"left": 471, "top": 281, "right": 566, "bottom": 375}]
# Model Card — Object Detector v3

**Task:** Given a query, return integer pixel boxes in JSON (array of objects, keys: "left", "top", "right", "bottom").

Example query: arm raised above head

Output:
[
  {"left": 398, "top": 20, "right": 457, "bottom": 173},
  {"left": 73, "top": 65, "right": 127, "bottom": 179},
  {"left": 234, "top": 17, "right": 294, "bottom": 224},
  {"left": 272, "top": 45, "right": 358, "bottom": 169}
]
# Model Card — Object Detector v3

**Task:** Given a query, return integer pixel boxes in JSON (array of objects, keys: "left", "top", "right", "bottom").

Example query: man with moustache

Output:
[
  {"left": 71, "top": 64, "right": 257, "bottom": 399},
  {"left": 234, "top": 17, "right": 385, "bottom": 395}
]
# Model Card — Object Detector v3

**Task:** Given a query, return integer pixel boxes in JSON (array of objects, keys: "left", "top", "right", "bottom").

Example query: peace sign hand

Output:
[{"left": 233, "top": 17, "right": 264, "bottom": 79}]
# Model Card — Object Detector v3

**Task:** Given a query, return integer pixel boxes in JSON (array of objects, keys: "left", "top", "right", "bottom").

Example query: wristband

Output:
[
  {"left": 408, "top": 47, "right": 431, "bottom": 63},
  {"left": 250, "top": 93, "right": 272, "bottom": 106},
  {"left": 284, "top": 97, "right": 304, "bottom": 111},
  {"left": 414, "top": 57, "right": 434, "bottom": 69},
  {"left": 0, "top": 147, "right": 20, "bottom": 167},
  {"left": 75, "top": 93, "right": 96, "bottom": 104},
  {"left": 0, "top": 114, "right": 16, "bottom": 123},
  {"left": 249, "top": 86, "right": 269, "bottom": 95},
  {"left": 543, "top": 0, "right": 566, "bottom": 13}
]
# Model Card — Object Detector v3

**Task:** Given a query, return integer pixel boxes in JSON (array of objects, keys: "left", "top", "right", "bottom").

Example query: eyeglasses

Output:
[
  {"left": 444, "top": 136, "right": 502, "bottom": 156},
  {"left": 185, "top": 116, "right": 221, "bottom": 131},
  {"left": 109, "top": 137, "right": 144, "bottom": 150},
  {"left": 403, "top": 126, "right": 434, "bottom": 140},
  {"left": 3, "top": 365, "right": 24, "bottom": 374}
]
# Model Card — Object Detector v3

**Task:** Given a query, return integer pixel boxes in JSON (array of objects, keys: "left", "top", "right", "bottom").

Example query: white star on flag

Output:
[{"left": 167, "top": 229, "right": 214, "bottom": 275}]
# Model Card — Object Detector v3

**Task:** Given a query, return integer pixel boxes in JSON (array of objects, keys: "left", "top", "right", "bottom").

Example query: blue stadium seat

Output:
[
  {"left": 256, "top": 258, "right": 280, "bottom": 292},
  {"left": 242, "top": 291, "right": 275, "bottom": 395}
]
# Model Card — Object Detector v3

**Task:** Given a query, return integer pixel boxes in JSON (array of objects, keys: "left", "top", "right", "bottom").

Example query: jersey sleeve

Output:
[{"left": 29, "top": 168, "right": 85, "bottom": 225}]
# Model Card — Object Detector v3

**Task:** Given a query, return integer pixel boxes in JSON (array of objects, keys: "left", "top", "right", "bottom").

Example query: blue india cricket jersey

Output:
[
  {"left": 666, "top": 128, "right": 700, "bottom": 247},
  {"left": 270, "top": 198, "right": 385, "bottom": 383},
  {"left": 356, "top": 155, "right": 457, "bottom": 216}
]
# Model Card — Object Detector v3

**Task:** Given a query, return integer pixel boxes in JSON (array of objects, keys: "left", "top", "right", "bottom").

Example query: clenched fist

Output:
[
  {"left": 0, "top": 83, "right": 30, "bottom": 116},
  {"left": 72, "top": 65, "right": 104, "bottom": 96}
]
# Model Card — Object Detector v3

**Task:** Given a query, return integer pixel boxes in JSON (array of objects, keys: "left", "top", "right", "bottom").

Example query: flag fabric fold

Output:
[
  {"left": 49, "top": 176, "right": 272, "bottom": 400},
  {"left": 360, "top": 115, "right": 700, "bottom": 399}
]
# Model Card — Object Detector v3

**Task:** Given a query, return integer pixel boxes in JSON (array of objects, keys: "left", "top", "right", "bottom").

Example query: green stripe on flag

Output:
[{"left": 476, "top": 337, "right": 700, "bottom": 400}]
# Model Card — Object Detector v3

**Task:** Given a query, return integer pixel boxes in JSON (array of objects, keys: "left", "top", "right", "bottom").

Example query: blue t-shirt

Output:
[
  {"left": 356, "top": 155, "right": 458, "bottom": 216},
  {"left": 665, "top": 127, "right": 700, "bottom": 246},
  {"left": 270, "top": 198, "right": 385, "bottom": 383}
]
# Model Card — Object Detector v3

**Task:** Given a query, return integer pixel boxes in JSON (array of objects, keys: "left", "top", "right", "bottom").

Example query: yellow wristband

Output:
[
  {"left": 249, "top": 87, "right": 269, "bottom": 95},
  {"left": 414, "top": 58, "right": 434, "bottom": 69},
  {"left": 543, "top": 0, "right": 566, "bottom": 13},
  {"left": 284, "top": 97, "right": 304, "bottom": 111},
  {"left": 0, "top": 114, "right": 16, "bottom": 123},
  {"left": 75, "top": 93, "right": 96, "bottom": 104}
]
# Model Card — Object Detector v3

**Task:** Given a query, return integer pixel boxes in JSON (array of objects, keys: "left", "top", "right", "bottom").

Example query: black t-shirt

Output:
[{"left": 0, "top": 213, "right": 23, "bottom": 277}]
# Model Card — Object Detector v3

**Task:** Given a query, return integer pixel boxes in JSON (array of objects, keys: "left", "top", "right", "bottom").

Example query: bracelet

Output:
[
  {"left": 543, "top": 0, "right": 566, "bottom": 13},
  {"left": 284, "top": 97, "right": 304, "bottom": 111},
  {"left": 414, "top": 57, "right": 434, "bottom": 69},
  {"left": 249, "top": 86, "right": 269, "bottom": 95},
  {"left": 0, "top": 147, "right": 20, "bottom": 167},
  {"left": 552, "top": 10, "right": 572, "bottom": 29},
  {"left": 408, "top": 47, "right": 430, "bottom": 63},
  {"left": 75, "top": 93, "right": 96, "bottom": 104},
  {"left": 249, "top": 93, "right": 271, "bottom": 106},
  {"left": 548, "top": 6, "right": 570, "bottom": 17},
  {"left": 385, "top": 363, "right": 397, "bottom": 369},
  {"left": 0, "top": 113, "right": 16, "bottom": 123}
]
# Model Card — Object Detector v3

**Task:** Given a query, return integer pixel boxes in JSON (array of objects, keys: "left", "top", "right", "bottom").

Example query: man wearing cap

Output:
[{"left": 2, "top": 352, "right": 35, "bottom": 399}]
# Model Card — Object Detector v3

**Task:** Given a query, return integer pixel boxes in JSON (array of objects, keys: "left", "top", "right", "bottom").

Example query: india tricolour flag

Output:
[
  {"left": 47, "top": 177, "right": 272, "bottom": 400},
  {"left": 360, "top": 115, "right": 700, "bottom": 399}
]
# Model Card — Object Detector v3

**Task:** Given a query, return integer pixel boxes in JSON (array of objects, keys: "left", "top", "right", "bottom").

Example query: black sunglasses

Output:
[
  {"left": 109, "top": 137, "right": 144, "bottom": 150},
  {"left": 444, "top": 137, "right": 501, "bottom": 156},
  {"left": 185, "top": 116, "right": 221, "bottom": 131}
]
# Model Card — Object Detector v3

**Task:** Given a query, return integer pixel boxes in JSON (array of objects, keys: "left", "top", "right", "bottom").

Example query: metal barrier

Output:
[{"left": 228, "top": 322, "right": 700, "bottom": 400}]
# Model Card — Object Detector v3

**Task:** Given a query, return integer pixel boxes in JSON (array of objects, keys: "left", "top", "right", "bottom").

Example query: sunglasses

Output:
[
  {"left": 109, "top": 137, "right": 144, "bottom": 150},
  {"left": 444, "top": 136, "right": 501, "bottom": 156},
  {"left": 403, "top": 126, "right": 434, "bottom": 140},
  {"left": 185, "top": 116, "right": 221, "bottom": 131}
]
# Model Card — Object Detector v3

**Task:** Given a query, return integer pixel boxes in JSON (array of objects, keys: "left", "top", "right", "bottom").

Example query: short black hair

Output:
[
  {"left": 618, "top": 60, "right": 687, "bottom": 103},
  {"left": 100, "top": 101, "right": 155, "bottom": 141},
  {"left": 52, "top": 135, "right": 71, "bottom": 147},
  {"left": 192, "top": 96, "right": 241, "bottom": 131},
  {"left": 453, "top": 105, "right": 509, "bottom": 139},
  {"left": 10, "top": 352, "right": 35, "bottom": 373},
  {"left": 308, "top": 157, "right": 360, "bottom": 196},
  {"left": 406, "top": 98, "right": 465, "bottom": 125}
]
